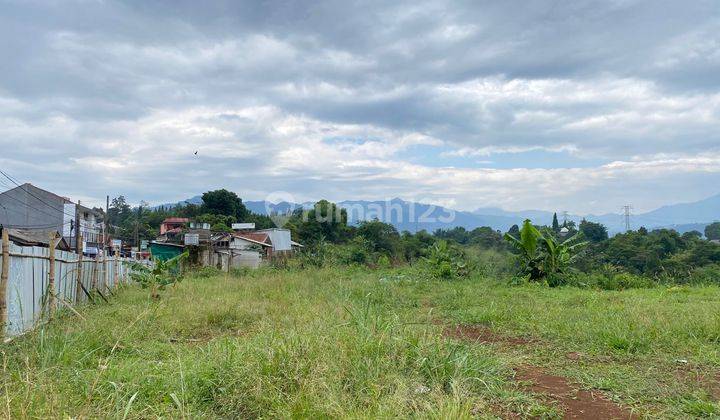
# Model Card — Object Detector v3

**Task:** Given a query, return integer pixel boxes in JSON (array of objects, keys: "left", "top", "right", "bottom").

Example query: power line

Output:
[
  {"left": 0, "top": 183, "right": 71, "bottom": 221},
  {"left": 0, "top": 170, "right": 80, "bottom": 220},
  {"left": 0, "top": 221, "right": 74, "bottom": 230}
]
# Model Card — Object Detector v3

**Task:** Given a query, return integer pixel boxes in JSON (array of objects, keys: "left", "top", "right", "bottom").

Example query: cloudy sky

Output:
[{"left": 1, "top": 0, "right": 719, "bottom": 214}]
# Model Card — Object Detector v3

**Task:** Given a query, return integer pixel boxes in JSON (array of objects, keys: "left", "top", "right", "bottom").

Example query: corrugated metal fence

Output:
[{"left": 0, "top": 243, "right": 137, "bottom": 337}]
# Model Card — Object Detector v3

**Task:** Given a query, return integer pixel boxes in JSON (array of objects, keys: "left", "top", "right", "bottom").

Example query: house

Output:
[
  {"left": 4, "top": 228, "right": 71, "bottom": 251},
  {"left": 159, "top": 217, "right": 189, "bottom": 235},
  {"left": 257, "top": 228, "right": 292, "bottom": 254},
  {"left": 210, "top": 231, "right": 272, "bottom": 269},
  {"left": 0, "top": 183, "right": 102, "bottom": 251}
]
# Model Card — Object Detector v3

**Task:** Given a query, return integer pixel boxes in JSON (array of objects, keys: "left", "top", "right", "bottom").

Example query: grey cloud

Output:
[{"left": 1, "top": 0, "right": 719, "bottom": 212}]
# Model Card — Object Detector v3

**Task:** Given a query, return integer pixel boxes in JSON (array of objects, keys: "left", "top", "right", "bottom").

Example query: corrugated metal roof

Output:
[
  {"left": 5, "top": 228, "right": 70, "bottom": 250},
  {"left": 233, "top": 235, "right": 272, "bottom": 248},
  {"left": 234, "top": 232, "right": 270, "bottom": 244},
  {"left": 258, "top": 229, "right": 292, "bottom": 251}
]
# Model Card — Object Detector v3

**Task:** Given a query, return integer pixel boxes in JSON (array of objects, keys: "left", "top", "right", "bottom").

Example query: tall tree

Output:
[
  {"left": 705, "top": 222, "right": 720, "bottom": 240},
  {"left": 579, "top": 219, "right": 608, "bottom": 242},
  {"left": 291, "top": 200, "right": 349, "bottom": 244},
  {"left": 552, "top": 213, "right": 560, "bottom": 232},
  {"left": 357, "top": 220, "right": 400, "bottom": 256},
  {"left": 201, "top": 189, "right": 248, "bottom": 221}
]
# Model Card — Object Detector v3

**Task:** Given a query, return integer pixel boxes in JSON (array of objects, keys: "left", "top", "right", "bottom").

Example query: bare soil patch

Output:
[
  {"left": 515, "top": 365, "right": 636, "bottom": 420},
  {"left": 443, "top": 324, "right": 635, "bottom": 419},
  {"left": 673, "top": 367, "right": 720, "bottom": 401}
]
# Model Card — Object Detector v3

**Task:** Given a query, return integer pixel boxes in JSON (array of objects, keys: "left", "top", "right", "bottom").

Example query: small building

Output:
[
  {"left": 159, "top": 217, "right": 189, "bottom": 235},
  {"left": 209, "top": 231, "right": 273, "bottom": 269},
  {"left": 4, "top": 228, "right": 71, "bottom": 251},
  {"left": 0, "top": 183, "right": 102, "bottom": 251},
  {"left": 257, "top": 228, "right": 292, "bottom": 253},
  {"left": 149, "top": 241, "right": 185, "bottom": 261}
]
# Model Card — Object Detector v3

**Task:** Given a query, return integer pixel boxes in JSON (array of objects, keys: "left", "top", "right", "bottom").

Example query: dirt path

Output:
[
  {"left": 443, "top": 324, "right": 635, "bottom": 419},
  {"left": 514, "top": 365, "right": 635, "bottom": 419}
]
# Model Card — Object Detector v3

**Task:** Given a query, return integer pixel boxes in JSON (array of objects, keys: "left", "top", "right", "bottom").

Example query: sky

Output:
[{"left": 1, "top": 0, "right": 719, "bottom": 214}]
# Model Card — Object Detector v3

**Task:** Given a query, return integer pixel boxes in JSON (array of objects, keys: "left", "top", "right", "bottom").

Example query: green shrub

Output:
[
  {"left": 333, "top": 237, "right": 372, "bottom": 266},
  {"left": 422, "top": 240, "right": 470, "bottom": 279},
  {"left": 230, "top": 266, "right": 252, "bottom": 277},
  {"left": 601, "top": 272, "right": 655, "bottom": 290},
  {"left": 376, "top": 254, "right": 391, "bottom": 268},
  {"left": 193, "top": 266, "right": 223, "bottom": 278},
  {"left": 529, "top": 269, "right": 656, "bottom": 290},
  {"left": 297, "top": 239, "right": 329, "bottom": 268},
  {"left": 686, "top": 264, "right": 720, "bottom": 285}
]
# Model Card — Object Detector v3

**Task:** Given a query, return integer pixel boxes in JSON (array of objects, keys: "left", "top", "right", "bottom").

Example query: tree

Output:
[
  {"left": 357, "top": 219, "right": 400, "bottom": 256},
  {"left": 682, "top": 230, "right": 703, "bottom": 241},
  {"left": 552, "top": 213, "right": 560, "bottom": 232},
  {"left": 579, "top": 219, "right": 608, "bottom": 243},
  {"left": 400, "top": 230, "right": 435, "bottom": 261},
  {"left": 201, "top": 189, "right": 248, "bottom": 221},
  {"left": 291, "top": 200, "right": 349, "bottom": 244},
  {"left": 705, "top": 222, "right": 720, "bottom": 240},
  {"left": 195, "top": 214, "right": 235, "bottom": 232},
  {"left": 108, "top": 196, "right": 132, "bottom": 228},
  {"left": 468, "top": 226, "right": 504, "bottom": 248}
]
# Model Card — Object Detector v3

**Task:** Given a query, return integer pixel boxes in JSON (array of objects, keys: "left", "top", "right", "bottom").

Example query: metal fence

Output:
[{"left": 0, "top": 243, "right": 136, "bottom": 337}]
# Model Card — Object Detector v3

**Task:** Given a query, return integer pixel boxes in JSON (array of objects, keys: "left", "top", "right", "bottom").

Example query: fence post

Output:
[
  {"left": 75, "top": 234, "right": 83, "bottom": 302},
  {"left": 48, "top": 232, "right": 57, "bottom": 315},
  {"left": 92, "top": 254, "right": 98, "bottom": 291},
  {"left": 114, "top": 247, "right": 119, "bottom": 286},
  {"left": 1, "top": 228, "right": 10, "bottom": 336}
]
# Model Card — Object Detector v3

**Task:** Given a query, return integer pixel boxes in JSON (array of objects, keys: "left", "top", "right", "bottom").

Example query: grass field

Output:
[{"left": 1, "top": 267, "right": 719, "bottom": 418}]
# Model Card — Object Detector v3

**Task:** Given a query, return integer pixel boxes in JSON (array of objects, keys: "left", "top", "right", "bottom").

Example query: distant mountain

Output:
[
  {"left": 336, "top": 198, "right": 518, "bottom": 232},
  {"left": 640, "top": 194, "right": 720, "bottom": 225},
  {"left": 152, "top": 195, "right": 202, "bottom": 209},
  {"left": 154, "top": 193, "right": 720, "bottom": 235},
  {"left": 244, "top": 200, "right": 312, "bottom": 216}
]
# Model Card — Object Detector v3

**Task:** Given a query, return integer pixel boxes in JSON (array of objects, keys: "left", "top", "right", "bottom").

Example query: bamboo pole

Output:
[
  {"left": 75, "top": 234, "right": 83, "bottom": 302},
  {"left": 48, "top": 232, "right": 57, "bottom": 315},
  {"left": 0, "top": 229, "right": 10, "bottom": 336}
]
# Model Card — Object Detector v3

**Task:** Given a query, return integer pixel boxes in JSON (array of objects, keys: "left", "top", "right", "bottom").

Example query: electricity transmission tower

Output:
[{"left": 622, "top": 205, "right": 632, "bottom": 232}]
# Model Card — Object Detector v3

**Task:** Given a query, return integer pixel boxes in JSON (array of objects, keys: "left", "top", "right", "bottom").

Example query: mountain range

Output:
[{"left": 155, "top": 193, "right": 720, "bottom": 235}]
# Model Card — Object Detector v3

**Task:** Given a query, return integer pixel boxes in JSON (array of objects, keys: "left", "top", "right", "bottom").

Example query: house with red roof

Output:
[{"left": 159, "top": 217, "right": 189, "bottom": 235}]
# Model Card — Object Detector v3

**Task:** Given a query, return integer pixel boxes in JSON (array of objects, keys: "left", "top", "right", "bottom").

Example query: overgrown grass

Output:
[{"left": 0, "top": 267, "right": 718, "bottom": 418}]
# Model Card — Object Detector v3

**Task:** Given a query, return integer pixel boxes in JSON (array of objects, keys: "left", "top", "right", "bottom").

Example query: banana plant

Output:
[
  {"left": 539, "top": 229, "right": 588, "bottom": 276},
  {"left": 422, "top": 240, "right": 468, "bottom": 279},
  {"left": 504, "top": 220, "right": 545, "bottom": 279},
  {"left": 129, "top": 251, "right": 188, "bottom": 299},
  {"left": 504, "top": 219, "right": 588, "bottom": 281}
]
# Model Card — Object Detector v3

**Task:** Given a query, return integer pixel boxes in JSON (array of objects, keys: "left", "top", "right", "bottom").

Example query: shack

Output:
[{"left": 149, "top": 241, "right": 184, "bottom": 261}]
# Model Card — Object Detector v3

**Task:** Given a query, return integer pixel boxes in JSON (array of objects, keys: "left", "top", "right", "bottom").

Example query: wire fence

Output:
[{"left": 0, "top": 243, "right": 139, "bottom": 337}]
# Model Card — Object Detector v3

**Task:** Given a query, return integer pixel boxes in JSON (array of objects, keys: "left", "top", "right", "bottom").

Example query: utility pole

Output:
[
  {"left": 103, "top": 195, "right": 109, "bottom": 256},
  {"left": 134, "top": 204, "right": 142, "bottom": 257},
  {"left": 1, "top": 227, "right": 10, "bottom": 337},
  {"left": 103, "top": 195, "right": 109, "bottom": 288},
  {"left": 562, "top": 211, "right": 569, "bottom": 225},
  {"left": 623, "top": 205, "right": 632, "bottom": 232},
  {"left": 75, "top": 200, "right": 82, "bottom": 254}
]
